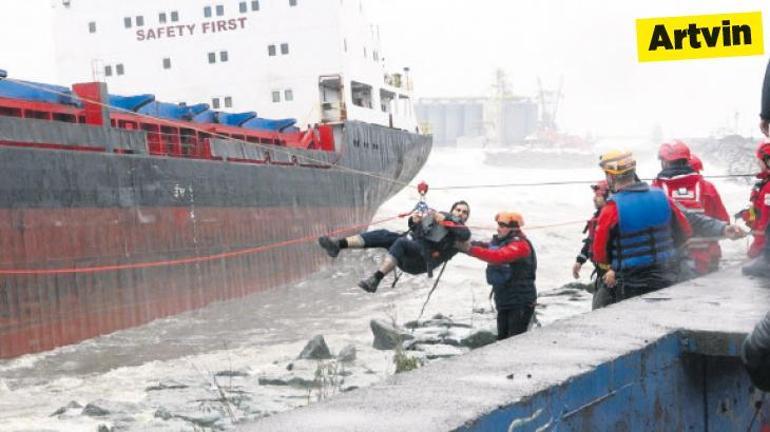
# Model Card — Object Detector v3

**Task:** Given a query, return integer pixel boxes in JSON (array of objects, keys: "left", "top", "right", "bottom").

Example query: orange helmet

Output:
[
  {"left": 495, "top": 212, "right": 524, "bottom": 228},
  {"left": 658, "top": 140, "right": 691, "bottom": 162},
  {"left": 757, "top": 140, "right": 770, "bottom": 162},
  {"left": 599, "top": 150, "right": 636, "bottom": 175},
  {"left": 688, "top": 154, "right": 703, "bottom": 172}
]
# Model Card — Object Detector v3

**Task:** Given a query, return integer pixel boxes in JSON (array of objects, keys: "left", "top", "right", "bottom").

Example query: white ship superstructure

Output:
[{"left": 51, "top": 0, "right": 417, "bottom": 130}]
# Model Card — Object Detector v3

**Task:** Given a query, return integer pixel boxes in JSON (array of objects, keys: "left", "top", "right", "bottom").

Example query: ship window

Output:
[
  {"left": 104, "top": 65, "right": 113, "bottom": 76},
  {"left": 159, "top": 12, "right": 167, "bottom": 23},
  {"left": 204, "top": 6, "right": 212, "bottom": 18},
  {"left": 163, "top": 58, "right": 171, "bottom": 69},
  {"left": 216, "top": 5, "right": 224, "bottom": 16},
  {"left": 280, "top": 43, "right": 289, "bottom": 55},
  {"left": 123, "top": 17, "right": 132, "bottom": 28},
  {"left": 239, "top": 2, "right": 247, "bottom": 13},
  {"left": 88, "top": 22, "right": 96, "bottom": 33},
  {"left": 220, "top": 50, "right": 229, "bottom": 62},
  {"left": 268, "top": 44, "right": 276, "bottom": 56},
  {"left": 373, "top": 50, "right": 379, "bottom": 61},
  {"left": 208, "top": 52, "right": 216, "bottom": 63},
  {"left": 351, "top": 81, "right": 373, "bottom": 109},
  {"left": 171, "top": 11, "right": 179, "bottom": 21},
  {"left": 212, "top": 98, "right": 221, "bottom": 109},
  {"left": 224, "top": 96, "right": 233, "bottom": 108},
  {"left": 284, "top": 89, "right": 293, "bottom": 101},
  {"left": 343, "top": 38, "right": 347, "bottom": 52},
  {"left": 116, "top": 64, "right": 125, "bottom": 75},
  {"left": 272, "top": 91, "right": 281, "bottom": 103},
  {"left": 363, "top": 47, "right": 367, "bottom": 58},
  {"left": 136, "top": 16, "right": 144, "bottom": 27},
  {"left": 289, "top": 0, "right": 297, "bottom": 6},
  {"left": 251, "top": 1, "right": 260, "bottom": 11}
]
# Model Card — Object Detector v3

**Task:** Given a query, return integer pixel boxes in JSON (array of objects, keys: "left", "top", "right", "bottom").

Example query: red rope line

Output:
[{"left": 0, "top": 215, "right": 402, "bottom": 276}]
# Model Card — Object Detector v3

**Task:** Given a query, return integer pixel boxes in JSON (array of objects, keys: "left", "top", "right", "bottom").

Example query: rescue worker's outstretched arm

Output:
[
  {"left": 761, "top": 58, "right": 770, "bottom": 137},
  {"left": 675, "top": 202, "right": 746, "bottom": 240},
  {"left": 742, "top": 312, "right": 770, "bottom": 391},
  {"left": 468, "top": 239, "right": 531, "bottom": 265}
]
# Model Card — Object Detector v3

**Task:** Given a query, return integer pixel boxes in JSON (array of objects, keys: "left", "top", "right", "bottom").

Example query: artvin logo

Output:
[{"left": 636, "top": 12, "right": 763, "bottom": 62}]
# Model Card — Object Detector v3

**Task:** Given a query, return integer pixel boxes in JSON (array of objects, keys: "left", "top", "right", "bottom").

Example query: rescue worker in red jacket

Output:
[
  {"left": 572, "top": 181, "right": 612, "bottom": 309},
  {"left": 461, "top": 212, "right": 537, "bottom": 340},
  {"left": 741, "top": 141, "right": 770, "bottom": 276},
  {"left": 592, "top": 150, "right": 692, "bottom": 304},
  {"left": 652, "top": 141, "right": 730, "bottom": 276}
]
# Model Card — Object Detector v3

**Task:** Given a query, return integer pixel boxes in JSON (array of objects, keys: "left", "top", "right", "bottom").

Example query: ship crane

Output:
[{"left": 536, "top": 77, "right": 563, "bottom": 133}]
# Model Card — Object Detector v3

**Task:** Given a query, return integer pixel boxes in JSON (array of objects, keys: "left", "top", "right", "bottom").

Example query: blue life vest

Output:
[
  {"left": 484, "top": 234, "right": 537, "bottom": 308},
  {"left": 610, "top": 187, "right": 677, "bottom": 271}
]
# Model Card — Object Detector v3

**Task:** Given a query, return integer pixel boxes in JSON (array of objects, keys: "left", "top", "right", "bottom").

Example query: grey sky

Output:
[{"left": 2, "top": 0, "right": 769, "bottom": 138}]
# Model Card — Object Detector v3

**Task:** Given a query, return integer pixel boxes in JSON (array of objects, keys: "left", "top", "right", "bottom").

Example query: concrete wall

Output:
[{"left": 244, "top": 267, "right": 770, "bottom": 431}]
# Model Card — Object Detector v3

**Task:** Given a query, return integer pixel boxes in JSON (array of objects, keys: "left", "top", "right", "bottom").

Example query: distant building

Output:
[{"left": 415, "top": 96, "right": 537, "bottom": 147}]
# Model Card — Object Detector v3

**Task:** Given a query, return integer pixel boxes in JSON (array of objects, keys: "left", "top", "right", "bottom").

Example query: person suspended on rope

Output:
[
  {"left": 317, "top": 199, "right": 471, "bottom": 293},
  {"left": 572, "top": 180, "right": 612, "bottom": 309},
  {"left": 740, "top": 140, "right": 770, "bottom": 277},
  {"left": 592, "top": 150, "right": 692, "bottom": 306},
  {"left": 457, "top": 212, "right": 536, "bottom": 340},
  {"left": 652, "top": 141, "right": 731, "bottom": 276}
]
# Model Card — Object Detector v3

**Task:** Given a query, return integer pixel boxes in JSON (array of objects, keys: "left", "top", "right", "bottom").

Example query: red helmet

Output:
[
  {"left": 591, "top": 180, "right": 609, "bottom": 197},
  {"left": 688, "top": 154, "right": 703, "bottom": 172},
  {"left": 658, "top": 140, "right": 691, "bottom": 162},
  {"left": 756, "top": 140, "right": 770, "bottom": 162}
]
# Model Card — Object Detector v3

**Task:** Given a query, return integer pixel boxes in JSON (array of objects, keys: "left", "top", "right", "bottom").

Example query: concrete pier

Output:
[{"left": 245, "top": 267, "right": 770, "bottom": 431}]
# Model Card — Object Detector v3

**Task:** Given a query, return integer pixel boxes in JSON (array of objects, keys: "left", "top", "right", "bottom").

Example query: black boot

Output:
[
  {"left": 318, "top": 236, "right": 341, "bottom": 258},
  {"left": 358, "top": 273, "right": 382, "bottom": 293},
  {"left": 742, "top": 255, "right": 770, "bottom": 277}
]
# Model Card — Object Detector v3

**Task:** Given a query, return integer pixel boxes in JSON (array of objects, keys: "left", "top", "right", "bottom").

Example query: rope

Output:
[
  {"left": 0, "top": 214, "right": 402, "bottom": 275},
  {"left": 431, "top": 174, "right": 759, "bottom": 191},
  {"left": 414, "top": 261, "right": 448, "bottom": 326},
  {"left": 5, "top": 78, "right": 415, "bottom": 190}
]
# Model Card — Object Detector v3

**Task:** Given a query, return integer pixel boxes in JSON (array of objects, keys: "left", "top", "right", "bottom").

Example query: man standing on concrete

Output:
[{"left": 592, "top": 150, "right": 692, "bottom": 303}]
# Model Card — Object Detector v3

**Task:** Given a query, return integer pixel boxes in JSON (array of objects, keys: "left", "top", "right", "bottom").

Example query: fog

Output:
[{"left": 2, "top": 0, "right": 769, "bottom": 138}]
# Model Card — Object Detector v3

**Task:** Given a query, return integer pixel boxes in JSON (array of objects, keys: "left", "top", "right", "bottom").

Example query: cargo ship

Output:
[{"left": 0, "top": 0, "right": 430, "bottom": 358}]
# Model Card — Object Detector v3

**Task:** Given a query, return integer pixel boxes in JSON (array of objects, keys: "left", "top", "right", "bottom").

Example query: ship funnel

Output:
[{"left": 0, "top": 69, "right": 7, "bottom": 79}]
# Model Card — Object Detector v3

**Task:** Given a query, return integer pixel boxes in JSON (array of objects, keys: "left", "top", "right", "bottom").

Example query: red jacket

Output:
[
  {"left": 593, "top": 184, "right": 692, "bottom": 268},
  {"left": 469, "top": 235, "right": 532, "bottom": 265},
  {"left": 747, "top": 174, "right": 770, "bottom": 257},
  {"left": 651, "top": 174, "right": 729, "bottom": 222}
]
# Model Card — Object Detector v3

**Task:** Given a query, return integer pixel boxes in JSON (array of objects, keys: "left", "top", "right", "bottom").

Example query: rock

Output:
[
  {"left": 286, "top": 362, "right": 294, "bottom": 371},
  {"left": 97, "top": 425, "right": 112, "bottom": 432},
  {"left": 404, "top": 315, "right": 472, "bottom": 329},
  {"left": 145, "top": 381, "right": 188, "bottom": 392},
  {"left": 412, "top": 343, "right": 466, "bottom": 360},
  {"left": 337, "top": 344, "right": 356, "bottom": 363},
  {"left": 298, "top": 335, "right": 333, "bottom": 360},
  {"left": 82, "top": 403, "right": 110, "bottom": 417},
  {"left": 460, "top": 329, "right": 498, "bottom": 349},
  {"left": 258, "top": 375, "right": 315, "bottom": 388},
  {"left": 50, "top": 400, "right": 82, "bottom": 416},
  {"left": 154, "top": 408, "right": 173, "bottom": 421},
  {"left": 214, "top": 369, "right": 249, "bottom": 377},
  {"left": 176, "top": 413, "right": 222, "bottom": 428},
  {"left": 370, "top": 319, "right": 414, "bottom": 350}
]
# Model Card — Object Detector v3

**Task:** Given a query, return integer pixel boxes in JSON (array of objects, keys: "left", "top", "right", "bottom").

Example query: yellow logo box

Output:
[{"left": 636, "top": 11, "right": 763, "bottom": 62}]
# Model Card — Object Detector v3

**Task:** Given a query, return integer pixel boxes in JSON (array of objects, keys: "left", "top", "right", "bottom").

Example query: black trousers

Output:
[{"left": 496, "top": 305, "right": 535, "bottom": 340}]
